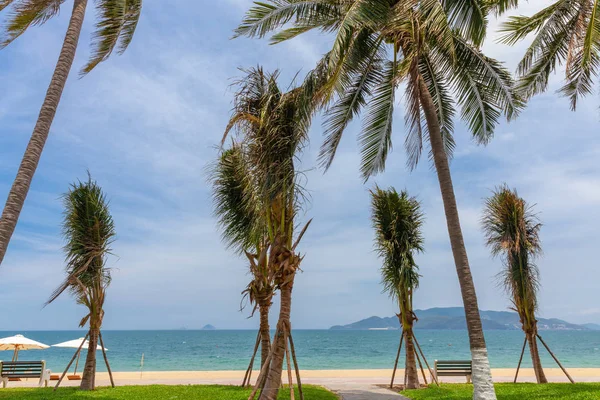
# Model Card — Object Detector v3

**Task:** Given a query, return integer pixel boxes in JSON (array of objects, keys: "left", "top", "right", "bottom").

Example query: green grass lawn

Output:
[
  {"left": 0, "top": 385, "right": 337, "bottom": 400},
  {"left": 402, "top": 383, "right": 600, "bottom": 400}
]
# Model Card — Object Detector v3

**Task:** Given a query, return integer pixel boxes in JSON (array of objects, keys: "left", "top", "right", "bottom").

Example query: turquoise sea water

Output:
[{"left": 0, "top": 330, "right": 598, "bottom": 372}]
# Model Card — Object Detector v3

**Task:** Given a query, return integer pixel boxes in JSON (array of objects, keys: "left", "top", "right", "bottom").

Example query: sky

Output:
[{"left": 0, "top": 1, "right": 598, "bottom": 331}]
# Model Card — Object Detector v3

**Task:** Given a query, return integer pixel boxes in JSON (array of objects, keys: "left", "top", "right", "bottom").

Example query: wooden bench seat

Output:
[
  {"left": 433, "top": 360, "right": 472, "bottom": 383},
  {"left": 0, "top": 361, "right": 51, "bottom": 388}
]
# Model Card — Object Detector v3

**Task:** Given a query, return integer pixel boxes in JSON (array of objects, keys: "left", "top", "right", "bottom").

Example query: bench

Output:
[
  {"left": 0, "top": 361, "right": 51, "bottom": 388},
  {"left": 433, "top": 360, "right": 472, "bottom": 383}
]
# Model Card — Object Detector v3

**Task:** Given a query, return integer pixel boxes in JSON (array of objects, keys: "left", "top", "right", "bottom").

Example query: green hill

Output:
[{"left": 330, "top": 307, "right": 588, "bottom": 331}]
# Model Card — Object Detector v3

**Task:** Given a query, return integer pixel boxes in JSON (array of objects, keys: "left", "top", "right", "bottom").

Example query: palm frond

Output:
[
  {"left": 0, "top": 0, "right": 65, "bottom": 48},
  {"left": 81, "top": 0, "right": 143, "bottom": 75},
  {"left": 234, "top": 0, "right": 341, "bottom": 39},
  {"left": 482, "top": 184, "right": 542, "bottom": 329},
  {"left": 485, "top": 0, "right": 519, "bottom": 16},
  {"left": 47, "top": 174, "right": 115, "bottom": 307},
  {"left": 370, "top": 186, "right": 424, "bottom": 308},
  {"left": 319, "top": 35, "right": 386, "bottom": 170},
  {"left": 359, "top": 60, "right": 396, "bottom": 181},
  {"left": 447, "top": 35, "right": 522, "bottom": 144}
]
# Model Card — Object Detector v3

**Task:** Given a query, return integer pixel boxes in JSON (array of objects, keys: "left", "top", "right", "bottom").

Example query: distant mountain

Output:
[
  {"left": 583, "top": 323, "right": 600, "bottom": 331},
  {"left": 330, "top": 307, "right": 589, "bottom": 331},
  {"left": 201, "top": 324, "right": 216, "bottom": 330}
]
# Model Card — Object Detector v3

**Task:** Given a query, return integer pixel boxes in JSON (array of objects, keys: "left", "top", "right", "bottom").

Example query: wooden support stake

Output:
[
  {"left": 514, "top": 337, "right": 527, "bottom": 383},
  {"left": 284, "top": 331, "right": 295, "bottom": 400},
  {"left": 248, "top": 327, "right": 279, "bottom": 400},
  {"left": 413, "top": 336, "right": 438, "bottom": 386},
  {"left": 390, "top": 332, "right": 404, "bottom": 388},
  {"left": 414, "top": 343, "right": 428, "bottom": 385},
  {"left": 54, "top": 333, "right": 89, "bottom": 391},
  {"left": 98, "top": 332, "right": 114, "bottom": 388},
  {"left": 243, "top": 331, "right": 261, "bottom": 387},
  {"left": 288, "top": 332, "right": 304, "bottom": 400},
  {"left": 537, "top": 334, "right": 574, "bottom": 384}
]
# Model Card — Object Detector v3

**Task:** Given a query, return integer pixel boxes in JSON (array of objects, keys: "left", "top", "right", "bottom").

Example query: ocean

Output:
[{"left": 0, "top": 330, "right": 598, "bottom": 372}]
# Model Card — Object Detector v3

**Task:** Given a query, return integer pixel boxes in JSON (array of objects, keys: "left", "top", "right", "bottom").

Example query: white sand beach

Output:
[{"left": 5, "top": 368, "right": 599, "bottom": 388}]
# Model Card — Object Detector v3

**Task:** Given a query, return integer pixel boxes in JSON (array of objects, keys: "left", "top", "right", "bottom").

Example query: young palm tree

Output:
[
  {"left": 236, "top": 2, "right": 524, "bottom": 398},
  {"left": 481, "top": 185, "right": 547, "bottom": 383},
  {"left": 211, "top": 145, "right": 274, "bottom": 370},
  {"left": 492, "top": 0, "right": 600, "bottom": 110},
  {"left": 222, "top": 67, "right": 313, "bottom": 400},
  {"left": 46, "top": 175, "right": 115, "bottom": 391},
  {"left": 0, "top": 0, "right": 142, "bottom": 266},
  {"left": 371, "top": 186, "right": 424, "bottom": 389}
]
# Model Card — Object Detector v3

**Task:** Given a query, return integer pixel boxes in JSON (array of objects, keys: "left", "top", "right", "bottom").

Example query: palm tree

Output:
[
  {"left": 481, "top": 185, "right": 547, "bottom": 383},
  {"left": 0, "top": 0, "right": 142, "bottom": 266},
  {"left": 46, "top": 174, "right": 115, "bottom": 391},
  {"left": 371, "top": 186, "right": 424, "bottom": 389},
  {"left": 492, "top": 0, "right": 600, "bottom": 110},
  {"left": 222, "top": 67, "right": 313, "bottom": 400},
  {"left": 211, "top": 145, "right": 275, "bottom": 371},
  {"left": 235, "top": 2, "right": 523, "bottom": 398}
]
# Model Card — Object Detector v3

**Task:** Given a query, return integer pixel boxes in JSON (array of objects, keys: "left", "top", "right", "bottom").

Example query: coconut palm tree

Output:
[
  {"left": 0, "top": 0, "right": 142, "bottom": 266},
  {"left": 235, "top": 2, "right": 523, "bottom": 398},
  {"left": 222, "top": 67, "right": 313, "bottom": 400},
  {"left": 211, "top": 145, "right": 274, "bottom": 370},
  {"left": 492, "top": 0, "right": 600, "bottom": 110},
  {"left": 481, "top": 185, "right": 547, "bottom": 383},
  {"left": 46, "top": 174, "right": 115, "bottom": 391},
  {"left": 371, "top": 186, "right": 424, "bottom": 389}
]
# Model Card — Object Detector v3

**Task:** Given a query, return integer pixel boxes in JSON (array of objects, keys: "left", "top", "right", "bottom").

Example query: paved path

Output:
[{"left": 325, "top": 382, "right": 409, "bottom": 400}]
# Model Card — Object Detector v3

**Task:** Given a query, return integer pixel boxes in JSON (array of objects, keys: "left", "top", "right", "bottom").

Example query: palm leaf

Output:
[
  {"left": 359, "top": 60, "right": 396, "bottom": 181},
  {"left": 0, "top": 0, "right": 65, "bottom": 48}
]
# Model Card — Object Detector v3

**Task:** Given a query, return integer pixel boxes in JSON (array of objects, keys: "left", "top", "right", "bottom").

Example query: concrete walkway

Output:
[{"left": 325, "top": 382, "right": 409, "bottom": 400}]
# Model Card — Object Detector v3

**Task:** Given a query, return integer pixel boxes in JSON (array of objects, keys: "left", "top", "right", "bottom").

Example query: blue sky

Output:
[{"left": 0, "top": 0, "right": 598, "bottom": 331}]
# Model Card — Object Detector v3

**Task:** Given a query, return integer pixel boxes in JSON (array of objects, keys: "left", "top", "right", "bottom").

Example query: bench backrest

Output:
[
  {"left": 0, "top": 361, "right": 45, "bottom": 378},
  {"left": 435, "top": 360, "right": 472, "bottom": 372}
]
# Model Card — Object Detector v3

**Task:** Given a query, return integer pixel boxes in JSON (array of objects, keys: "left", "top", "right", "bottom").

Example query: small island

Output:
[{"left": 201, "top": 324, "right": 216, "bottom": 331}]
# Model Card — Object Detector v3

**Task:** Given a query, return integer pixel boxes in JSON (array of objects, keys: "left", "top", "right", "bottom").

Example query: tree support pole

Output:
[
  {"left": 248, "top": 327, "right": 278, "bottom": 400},
  {"left": 514, "top": 337, "right": 527, "bottom": 383},
  {"left": 54, "top": 333, "right": 89, "bottom": 391},
  {"left": 284, "top": 331, "right": 295, "bottom": 400},
  {"left": 98, "top": 332, "right": 114, "bottom": 388},
  {"left": 414, "top": 344, "right": 428, "bottom": 386},
  {"left": 288, "top": 331, "right": 304, "bottom": 400},
  {"left": 243, "top": 331, "right": 261, "bottom": 387},
  {"left": 390, "top": 332, "right": 404, "bottom": 388},
  {"left": 537, "top": 334, "right": 574, "bottom": 384},
  {"left": 413, "top": 336, "right": 438, "bottom": 386}
]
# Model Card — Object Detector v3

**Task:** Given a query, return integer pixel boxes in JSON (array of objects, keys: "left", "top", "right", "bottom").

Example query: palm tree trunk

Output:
[
  {"left": 80, "top": 327, "right": 99, "bottom": 390},
  {"left": 0, "top": 0, "right": 88, "bottom": 266},
  {"left": 259, "top": 303, "right": 271, "bottom": 368},
  {"left": 419, "top": 79, "right": 497, "bottom": 400},
  {"left": 259, "top": 284, "right": 293, "bottom": 400},
  {"left": 527, "top": 332, "right": 547, "bottom": 383},
  {"left": 404, "top": 327, "right": 420, "bottom": 389}
]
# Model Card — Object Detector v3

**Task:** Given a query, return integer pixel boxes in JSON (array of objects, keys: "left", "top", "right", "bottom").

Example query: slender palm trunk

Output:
[
  {"left": 404, "top": 327, "right": 420, "bottom": 389},
  {"left": 259, "top": 303, "right": 271, "bottom": 368},
  {"left": 80, "top": 327, "right": 99, "bottom": 390},
  {"left": 0, "top": 0, "right": 88, "bottom": 266},
  {"left": 419, "top": 79, "right": 496, "bottom": 400},
  {"left": 526, "top": 331, "right": 547, "bottom": 383},
  {"left": 259, "top": 283, "right": 293, "bottom": 400}
]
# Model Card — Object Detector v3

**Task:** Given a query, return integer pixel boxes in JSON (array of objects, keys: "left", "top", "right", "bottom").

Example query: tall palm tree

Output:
[
  {"left": 481, "top": 185, "right": 547, "bottom": 383},
  {"left": 371, "top": 186, "right": 424, "bottom": 389},
  {"left": 492, "top": 0, "right": 600, "bottom": 110},
  {"left": 46, "top": 174, "right": 115, "bottom": 391},
  {"left": 222, "top": 67, "right": 313, "bottom": 400},
  {"left": 0, "top": 0, "right": 142, "bottom": 266},
  {"left": 211, "top": 145, "right": 275, "bottom": 369},
  {"left": 236, "top": 2, "right": 523, "bottom": 398}
]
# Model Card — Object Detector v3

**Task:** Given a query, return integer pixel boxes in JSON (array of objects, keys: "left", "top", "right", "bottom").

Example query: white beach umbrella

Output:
[
  {"left": 0, "top": 334, "right": 50, "bottom": 361},
  {"left": 51, "top": 338, "right": 107, "bottom": 376}
]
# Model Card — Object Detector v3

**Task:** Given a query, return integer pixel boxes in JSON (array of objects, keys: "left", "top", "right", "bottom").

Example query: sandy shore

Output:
[{"left": 6, "top": 368, "right": 599, "bottom": 388}]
